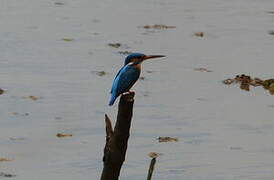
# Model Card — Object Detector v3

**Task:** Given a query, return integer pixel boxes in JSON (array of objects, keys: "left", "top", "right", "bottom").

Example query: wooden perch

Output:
[
  {"left": 147, "top": 158, "right": 156, "bottom": 180},
  {"left": 101, "top": 92, "right": 135, "bottom": 180}
]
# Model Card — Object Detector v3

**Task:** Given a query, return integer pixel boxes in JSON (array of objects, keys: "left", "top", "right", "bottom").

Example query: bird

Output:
[{"left": 109, "top": 53, "right": 165, "bottom": 106}]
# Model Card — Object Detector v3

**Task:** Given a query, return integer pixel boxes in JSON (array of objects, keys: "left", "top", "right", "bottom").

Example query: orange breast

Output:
[{"left": 133, "top": 64, "right": 141, "bottom": 71}]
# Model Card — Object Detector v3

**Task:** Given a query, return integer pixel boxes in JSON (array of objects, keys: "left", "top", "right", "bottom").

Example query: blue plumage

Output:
[
  {"left": 109, "top": 64, "right": 140, "bottom": 105},
  {"left": 124, "top": 53, "right": 145, "bottom": 65},
  {"left": 109, "top": 53, "right": 165, "bottom": 106}
]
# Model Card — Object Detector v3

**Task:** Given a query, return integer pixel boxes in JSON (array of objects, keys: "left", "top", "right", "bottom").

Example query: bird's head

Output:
[{"left": 124, "top": 53, "right": 165, "bottom": 65}]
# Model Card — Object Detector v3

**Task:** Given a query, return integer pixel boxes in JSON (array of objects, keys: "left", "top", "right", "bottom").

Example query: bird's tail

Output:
[{"left": 108, "top": 95, "right": 117, "bottom": 106}]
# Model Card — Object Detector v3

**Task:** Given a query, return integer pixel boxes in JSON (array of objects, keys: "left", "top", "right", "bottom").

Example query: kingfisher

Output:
[{"left": 109, "top": 53, "right": 165, "bottom": 106}]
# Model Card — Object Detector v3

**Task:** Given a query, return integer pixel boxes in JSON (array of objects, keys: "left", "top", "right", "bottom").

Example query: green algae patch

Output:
[
  {"left": 262, "top": 79, "right": 274, "bottom": 95},
  {"left": 262, "top": 79, "right": 274, "bottom": 89}
]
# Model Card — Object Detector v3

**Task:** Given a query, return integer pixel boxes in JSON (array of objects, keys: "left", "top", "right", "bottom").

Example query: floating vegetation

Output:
[
  {"left": 148, "top": 152, "right": 163, "bottom": 158},
  {"left": 62, "top": 38, "right": 74, "bottom": 42},
  {"left": 194, "top": 32, "right": 204, "bottom": 37},
  {"left": 56, "top": 133, "right": 73, "bottom": 138},
  {"left": 11, "top": 112, "right": 29, "bottom": 116},
  {"left": 10, "top": 95, "right": 41, "bottom": 101},
  {"left": 268, "top": 31, "right": 274, "bottom": 35},
  {"left": 0, "top": 158, "right": 12, "bottom": 162},
  {"left": 108, "top": 43, "right": 130, "bottom": 49},
  {"left": 9, "top": 137, "right": 25, "bottom": 141},
  {"left": 263, "top": 79, "right": 274, "bottom": 94},
  {"left": 223, "top": 74, "right": 273, "bottom": 94},
  {"left": 269, "top": 85, "right": 274, "bottom": 94},
  {"left": 157, "top": 136, "right": 178, "bottom": 143},
  {"left": 141, "top": 24, "right": 176, "bottom": 29},
  {"left": 223, "top": 78, "right": 234, "bottom": 85},
  {"left": 21, "top": 95, "right": 41, "bottom": 101},
  {"left": 91, "top": 70, "right": 107, "bottom": 77},
  {"left": 108, "top": 43, "right": 121, "bottom": 48},
  {"left": 0, "top": 88, "right": 5, "bottom": 95},
  {"left": 262, "top": 79, "right": 274, "bottom": 89},
  {"left": 0, "top": 172, "right": 16, "bottom": 178},
  {"left": 194, "top": 67, "right": 212, "bottom": 72},
  {"left": 230, "top": 147, "right": 243, "bottom": 150},
  {"left": 54, "top": 2, "right": 65, "bottom": 5},
  {"left": 118, "top": 51, "right": 132, "bottom": 55},
  {"left": 139, "top": 76, "right": 145, "bottom": 80},
  {"left": 29, "top": 95, "right": 38, "bottom": 101},
  {"left": 96, "top": 71, "right": 107, "bottom": 76}
]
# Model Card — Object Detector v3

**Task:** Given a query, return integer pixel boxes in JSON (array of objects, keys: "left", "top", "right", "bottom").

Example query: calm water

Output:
[{"left": 0, "top": 0, "right": 274, "bottom": 179}]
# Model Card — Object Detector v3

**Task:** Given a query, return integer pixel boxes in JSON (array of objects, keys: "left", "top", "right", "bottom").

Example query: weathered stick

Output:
[
  {"left": 147, "top": 158, "right": 156, "bottom": 180},
  {"left": 100, "top": 92, "right": 135, "bottom": 180}
]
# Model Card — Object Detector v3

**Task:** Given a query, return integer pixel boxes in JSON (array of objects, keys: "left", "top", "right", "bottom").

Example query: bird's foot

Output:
[
  {"left": 122, "top": 91, "right": 135, "bottom": 102},
  {"left": 122, "top": 91, "right": 134, "bottom": 96}
]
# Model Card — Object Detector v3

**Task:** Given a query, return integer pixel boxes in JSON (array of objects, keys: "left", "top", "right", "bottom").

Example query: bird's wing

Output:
[
  {"left": 111, "top": 65, "right": 140, "bottom": 96},
  {"left": 110, "top": 68, "right": 123, "bottom": 93}
]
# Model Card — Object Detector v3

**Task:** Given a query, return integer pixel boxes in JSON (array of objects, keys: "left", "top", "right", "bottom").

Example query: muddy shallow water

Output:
[{"left": 0, "top": 0, "right": 274, "bottom": 179}]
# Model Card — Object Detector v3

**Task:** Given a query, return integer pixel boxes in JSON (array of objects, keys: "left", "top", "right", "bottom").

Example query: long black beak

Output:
[{"left": 143, "top": 55, "right": 165, "bottom": 60}]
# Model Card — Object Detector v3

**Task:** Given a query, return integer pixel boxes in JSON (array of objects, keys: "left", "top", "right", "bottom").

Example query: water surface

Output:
[{"left": 0, "top": 0, "right": 274, "bottom": 179}]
